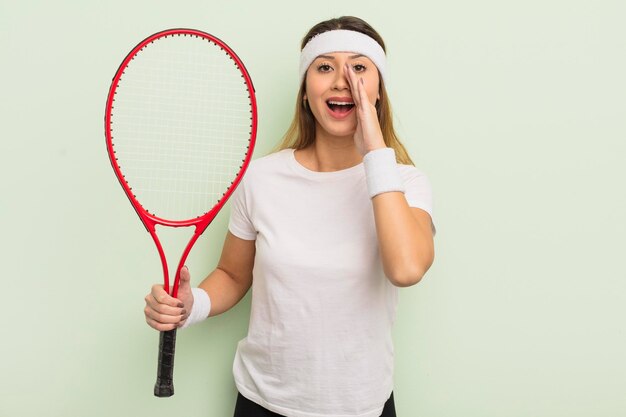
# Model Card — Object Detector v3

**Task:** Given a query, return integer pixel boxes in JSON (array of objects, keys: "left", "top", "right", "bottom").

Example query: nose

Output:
[{"left": 332, "top": 64, "right": 349, "bottom": 91}]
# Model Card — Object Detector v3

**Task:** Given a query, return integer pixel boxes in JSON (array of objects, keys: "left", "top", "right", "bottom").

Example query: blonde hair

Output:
[{"left": 272, "top": 16, "right": 414, "bottom": 166}]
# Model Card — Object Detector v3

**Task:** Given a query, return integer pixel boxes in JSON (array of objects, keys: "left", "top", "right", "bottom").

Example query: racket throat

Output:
[{"left": 149, "top": 225, "right": 203, "bottom": 297}]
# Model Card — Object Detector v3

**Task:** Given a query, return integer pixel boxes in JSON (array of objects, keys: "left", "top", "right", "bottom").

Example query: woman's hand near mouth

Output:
[{"left": 345, "top": 63, "right": 386, "bottom": 156}]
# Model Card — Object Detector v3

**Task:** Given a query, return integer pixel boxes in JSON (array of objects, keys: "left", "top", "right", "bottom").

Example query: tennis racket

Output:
[{"left": 104, "top": 28, "right": 257, "bottom": 397}]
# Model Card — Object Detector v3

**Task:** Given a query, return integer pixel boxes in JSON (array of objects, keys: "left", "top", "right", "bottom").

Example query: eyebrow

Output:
[{"left": 316, "top": 54, "right": 365, "bottom": 60}]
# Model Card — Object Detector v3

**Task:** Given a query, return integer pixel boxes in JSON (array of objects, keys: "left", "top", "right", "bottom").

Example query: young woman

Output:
[{"left": 144, "top": 16, "right": 436, "bottom": 417}]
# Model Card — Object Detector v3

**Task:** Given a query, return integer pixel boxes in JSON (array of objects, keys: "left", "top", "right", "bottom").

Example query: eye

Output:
[
  {"left": 317, "top": 63, "right": 333, "bottom": 73},
  {"left": 352, "top": 64, "right": 367, "bottom": 73}
]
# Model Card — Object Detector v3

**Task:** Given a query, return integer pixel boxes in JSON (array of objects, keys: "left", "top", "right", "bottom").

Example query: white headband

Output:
[{"left": 299, "top": 29, "right": 387, "bottom": 84}]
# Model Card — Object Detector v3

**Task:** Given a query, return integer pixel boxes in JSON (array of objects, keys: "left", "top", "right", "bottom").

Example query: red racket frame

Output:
[{"left": 105, "top": 28, "right": 257, "bottom": 299}]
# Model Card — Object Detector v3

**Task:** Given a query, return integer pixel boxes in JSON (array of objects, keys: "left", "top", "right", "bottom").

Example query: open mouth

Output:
[{"left": 326, "top": 100, "right": 355, "bottom": 114}]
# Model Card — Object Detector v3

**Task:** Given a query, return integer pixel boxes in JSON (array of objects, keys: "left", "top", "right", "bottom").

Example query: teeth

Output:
[{"left": 328, "top": 101, "right": 354, "bottom": 106}]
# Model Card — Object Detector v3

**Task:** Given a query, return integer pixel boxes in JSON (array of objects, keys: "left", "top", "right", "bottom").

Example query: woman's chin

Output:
[{"left": 316, "top": 122, "right": 357, "bottom": 140}]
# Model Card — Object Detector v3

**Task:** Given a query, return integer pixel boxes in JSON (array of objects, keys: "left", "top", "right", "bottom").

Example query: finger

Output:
[
  {"left": 344, "top": 63, "right": 361, "bottom": 108},
  {"left": 343, "top": 64, "right": 354, "bottom": 96},
  {"left": 179, "top": 265, "right": 191, "bottom": 290},
  {"left": 358, "top": 78, "right": 369, "bottom": 111},
  {"left": 146, "top": 310, "right": 186, "bottom": 325},
  {"left": 353, "top": 69, "right": 367, "bottom": 112},
  {"left": 145, "top": 294, "right": 187, "bottom": 315},
  {"left": 145, "top": 316, "right": 179, "bottom": 332},
  {"left": 150, "top": 284, "right": 184, "bottom": 307},
  {"left": 144, "top": 304, "right": 187, "bottom": 323}
]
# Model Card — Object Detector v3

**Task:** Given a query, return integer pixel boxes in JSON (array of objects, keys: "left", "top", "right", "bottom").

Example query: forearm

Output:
[
  {"left": 362, "top": 148, "right": 434, "bottom": 287},
  {"left": 198, "top": 268, "right": 250, "bottom": 317},
  {"left": 372, "top": 192, "right": 434, "bottom": 287}
]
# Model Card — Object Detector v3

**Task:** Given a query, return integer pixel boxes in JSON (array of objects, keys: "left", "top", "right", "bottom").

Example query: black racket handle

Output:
[{"left": 154, "top": 329, "right": 177, "bottom": 397}]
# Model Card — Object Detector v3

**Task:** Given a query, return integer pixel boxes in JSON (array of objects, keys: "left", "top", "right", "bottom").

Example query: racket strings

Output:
[{"left": 111, "top": 34, "right": 253, "bottom": 220}]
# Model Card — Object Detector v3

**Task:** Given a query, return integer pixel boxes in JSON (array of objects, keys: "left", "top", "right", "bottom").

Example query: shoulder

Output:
[{"left": 238, "top": 149, "right": 292, "bottom": 191}]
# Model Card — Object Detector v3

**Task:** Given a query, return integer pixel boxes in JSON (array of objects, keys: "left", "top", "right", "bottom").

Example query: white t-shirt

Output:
[{"left": 228, "top": 148, "right": 435, "bottom": 417}]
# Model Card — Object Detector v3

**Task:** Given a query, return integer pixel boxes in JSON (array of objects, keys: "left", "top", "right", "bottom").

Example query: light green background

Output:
[{"left": 1, "top": 0, "right": 624, "bottom": 416}]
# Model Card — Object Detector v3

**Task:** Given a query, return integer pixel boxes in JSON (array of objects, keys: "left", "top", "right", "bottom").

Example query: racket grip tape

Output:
[{"left": 154, "top": 329, "right": 177, "bottom": 397}]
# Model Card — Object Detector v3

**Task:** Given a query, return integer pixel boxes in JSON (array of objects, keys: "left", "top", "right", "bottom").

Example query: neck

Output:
[{"left": 296, "top": 128, "right": 362, "bottom": 172}]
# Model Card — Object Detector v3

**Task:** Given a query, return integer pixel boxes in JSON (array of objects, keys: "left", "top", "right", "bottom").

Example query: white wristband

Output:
[
  {"left": 363, "top": 148, "right": 405, "bottom": 198},
  {"left": 180, "top": 287, "right": 211, "bottom": 329}
]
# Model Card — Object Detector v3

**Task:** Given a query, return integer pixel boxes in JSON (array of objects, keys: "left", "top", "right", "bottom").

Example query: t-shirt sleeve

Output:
[
  {"left": 228, "top": 176, "right": 257, "bottom": 240},
  {"left": 402, "top": 167, "right": 437, "bottom": 236}
]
